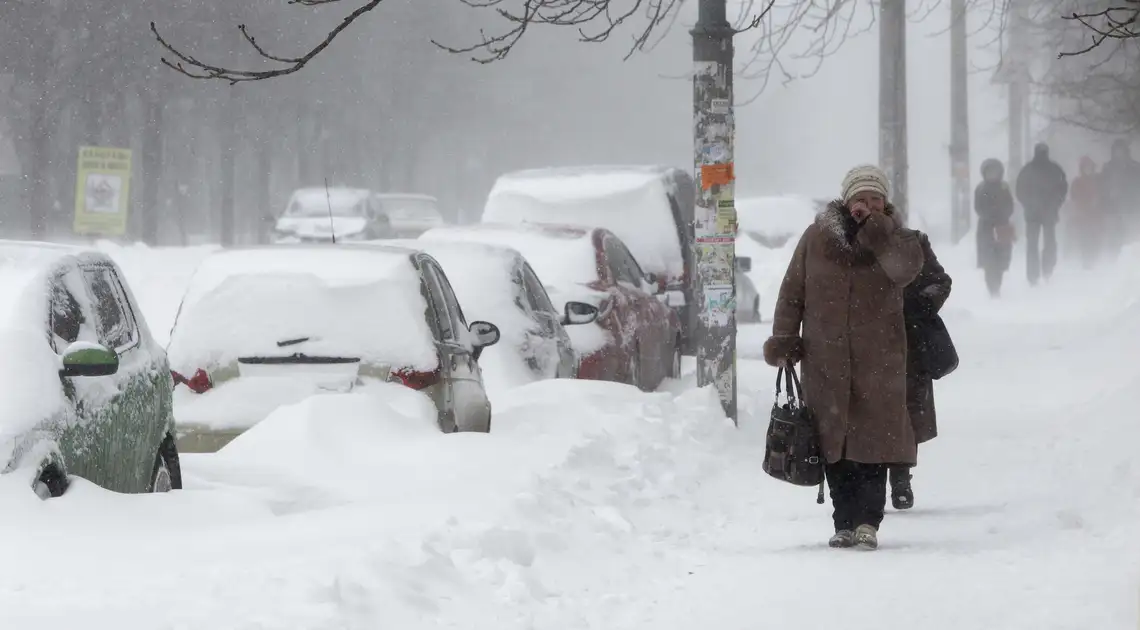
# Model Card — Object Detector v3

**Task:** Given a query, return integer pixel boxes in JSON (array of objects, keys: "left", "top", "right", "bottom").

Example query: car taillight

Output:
[
  {"left": 171, "top": 368, "right": 213, "bottom": 394},
  {"left": 388, "top": 367, "right": 441, "bottom": 390}
]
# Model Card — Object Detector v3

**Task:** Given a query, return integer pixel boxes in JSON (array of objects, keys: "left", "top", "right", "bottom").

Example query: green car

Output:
[{"left": 0, "top": 242, "right": 180, "bottom": 498}]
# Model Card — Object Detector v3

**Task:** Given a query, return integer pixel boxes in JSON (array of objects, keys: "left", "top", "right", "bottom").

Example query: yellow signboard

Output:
[{"left": 74, "top": 146, "right": 132, "bottom": 236}]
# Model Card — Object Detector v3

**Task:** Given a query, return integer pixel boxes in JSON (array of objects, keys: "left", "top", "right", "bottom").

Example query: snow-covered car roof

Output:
[
  {"left": 483, "top": 166, "right": 683, "bottom": 279},
  {"left": 419, "top": 224, "right": 600, "bottom": 291},
  {"left": 167, "top": 245, "right": 438, "bottom": 374}
]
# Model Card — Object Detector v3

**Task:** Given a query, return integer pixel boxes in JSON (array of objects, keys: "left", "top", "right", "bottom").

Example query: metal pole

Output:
[
  {"left": 949, "top": 0, "right": 971, "bottom": 244},
  {"left": 879, "top": 0, "right": 908, "bottom": 219},
  {"left": 691, "top": 0, "right": 737, "bottom": 424}
]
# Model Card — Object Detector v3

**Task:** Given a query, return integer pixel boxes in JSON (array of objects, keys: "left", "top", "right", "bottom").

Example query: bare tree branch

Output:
[{"left": 150, "top": 0, "right": 385, "bottom": 83}]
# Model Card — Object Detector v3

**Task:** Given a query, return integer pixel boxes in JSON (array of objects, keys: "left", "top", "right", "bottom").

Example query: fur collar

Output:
[{"left": 814, "top": 199, "right": 897, "bottom": 266}]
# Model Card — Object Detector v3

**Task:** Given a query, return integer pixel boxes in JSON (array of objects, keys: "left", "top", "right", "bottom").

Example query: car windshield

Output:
[
  {"left": 284, "top": 191, "right": 367, "bottom": 218},
  {"left": 378, "top": 198, "right": 442, "bottom": 222}
]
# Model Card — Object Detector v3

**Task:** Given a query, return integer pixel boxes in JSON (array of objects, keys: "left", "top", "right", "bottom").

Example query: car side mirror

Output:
[
  {"left": 469, "top": 321, "right": 501, "bottom": 348},
  {"left": 736, "top": 256, "right": 752, "bottom": 273},
  {"left": 59, "top": 342, "right": 119, "bottom": 378},
  {"left": 643, "top": 272, "right": 665, "bottom": 295},
  {"left": 560, "top": 301, "right": 599, "bottom": 326}
]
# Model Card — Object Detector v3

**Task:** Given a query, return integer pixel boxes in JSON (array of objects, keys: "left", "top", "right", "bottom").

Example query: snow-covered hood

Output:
[{"left": 275, "top": 216, "right": 368, "bottom": 239}]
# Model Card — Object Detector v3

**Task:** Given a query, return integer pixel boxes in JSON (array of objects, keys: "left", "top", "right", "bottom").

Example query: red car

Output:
[{"left": 420, "top": 223, "right": 683, "bottom": 391}]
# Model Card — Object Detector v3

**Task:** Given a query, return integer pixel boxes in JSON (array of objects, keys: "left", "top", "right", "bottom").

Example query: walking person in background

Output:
[
  {"left": 1015, "top": 143, "right": 1069, "bottom": 286},
  {"left": 764, "top": 164, "right": 923, "bottom": 551},
  {"left": 889, "top": 210, "right": 952, "bottom": 510},
  {"left": 975, "top": 159, "right": 1015, "bottom": 297},
  {"left": 1068, "top": 156, "right": 1104, "bottom": 269},
  {"left": 1098, "top": 139, "right": 1140, "bottom": 259}
]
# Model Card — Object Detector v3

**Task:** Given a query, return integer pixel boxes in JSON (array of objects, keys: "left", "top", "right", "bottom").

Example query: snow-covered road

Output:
[{"left": 0, "top": 238, "right": 1135, "bottom": 629}]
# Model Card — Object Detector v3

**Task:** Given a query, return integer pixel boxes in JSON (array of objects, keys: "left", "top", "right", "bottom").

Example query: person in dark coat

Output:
[
  {"left": 1098, "top": 139, "right": 1140, "bottom": 259},
  {"left": 1015, "top": 143, "right": 1068, "bottom": 285},
  {"left": 889, "top": 224, "right": 952, "bottom": 510},
  {"left": 764, "top": 164, "right": 923, "bottom": 551},
  {"left": 975, "top": 158, "right": 1015, "bottom": 297}
]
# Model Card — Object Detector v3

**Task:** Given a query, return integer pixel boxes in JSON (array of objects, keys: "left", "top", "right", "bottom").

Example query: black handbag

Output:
[
  {"left": 915, "top": 315, "right": 959, "bottom": 380},
  {"left": 762, "top": 366, "right": 825, "bottom": 491}
]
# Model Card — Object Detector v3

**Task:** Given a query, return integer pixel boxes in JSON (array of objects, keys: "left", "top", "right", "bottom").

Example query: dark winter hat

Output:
[{"left": 981, "top": 158, "right": 1004, "bottom": 179}]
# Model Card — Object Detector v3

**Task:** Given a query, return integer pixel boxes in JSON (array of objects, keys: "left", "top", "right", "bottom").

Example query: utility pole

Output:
[
  {"left": 949, "top": 0, "right": 971, "bottom": 244},
  {"left": 691, "top": 0, "right": 737, "bottom": 424},
  {"left": 879, "top": 0, "right": 908, "bottom": 220}
]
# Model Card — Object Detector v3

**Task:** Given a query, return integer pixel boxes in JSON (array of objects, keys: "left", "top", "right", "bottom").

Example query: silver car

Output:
[
  {"left": 385, "top": 238, "right": 599, "bottom": 380},
  {"left": 376, "top": 194, "right": 446, "bottom": 238},
  {"left": 168, "top": 244, "right": 501, "bottom": 452}
]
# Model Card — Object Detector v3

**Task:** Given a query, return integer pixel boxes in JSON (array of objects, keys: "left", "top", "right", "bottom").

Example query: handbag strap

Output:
[{"left": 775, "top": 365, "right": 805, "bottom": 404}]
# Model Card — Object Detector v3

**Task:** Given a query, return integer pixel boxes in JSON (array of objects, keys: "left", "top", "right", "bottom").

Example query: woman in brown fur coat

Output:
[{"left": 764, "top": 164, "right": 923, "bottom": 551}]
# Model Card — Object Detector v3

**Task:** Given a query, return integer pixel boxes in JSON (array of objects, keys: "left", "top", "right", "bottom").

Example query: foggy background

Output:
[{"left": 0, "top": 0, "right": 1092, "bottom": 244}]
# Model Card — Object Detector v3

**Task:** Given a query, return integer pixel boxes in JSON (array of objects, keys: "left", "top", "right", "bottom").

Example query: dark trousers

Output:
[
  {"left": 1025, "top": 220, "right": 1057, "bottom": 284},
  {"left": 825, "top": 459, "right": 888, "bottom": 532},
  {"left": 984, "top": 267, "right": 1003, "bottom": 296}
]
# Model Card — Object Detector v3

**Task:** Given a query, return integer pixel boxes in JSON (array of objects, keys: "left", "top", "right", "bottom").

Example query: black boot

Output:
[{"left": 889, "top": 466, "right": 913, "bottom": 510}]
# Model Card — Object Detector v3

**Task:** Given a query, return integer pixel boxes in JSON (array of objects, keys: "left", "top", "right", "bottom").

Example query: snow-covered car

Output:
[
  {"left": 0, "top": 241, "right": 180, "bottom": 498},
  {"left": 482, "top": 165, "right": 696, "bottom": 351},
  {"left": 735, "top": 195, "right": 822, "bottom": 249},
  {"left": 376, "top": 193, "right": 446, "bottom": 238},
  {"left": 272, "top": 188, "right": 394, "bottom": 243},
  {"left": 421, "top": 223, "right": 682, "bottom": 391},
  {"left": 735, "top": 256, "right": 761, "bottom": 323},
  {"left": 379, "top": 238, "right": 599, "bottom": 383},
  {"left": 167, "top": 244, "right": 501, "bottom": 452}
]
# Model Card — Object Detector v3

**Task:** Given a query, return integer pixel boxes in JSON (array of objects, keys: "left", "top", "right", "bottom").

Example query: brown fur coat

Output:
[{"left": 764, "top": 200, "right": 924, "bottom": 465}]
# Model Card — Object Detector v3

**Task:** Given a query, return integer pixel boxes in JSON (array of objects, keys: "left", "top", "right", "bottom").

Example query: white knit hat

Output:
[{"left": 841, "top": 164, "right": 889, "bottom": 202}]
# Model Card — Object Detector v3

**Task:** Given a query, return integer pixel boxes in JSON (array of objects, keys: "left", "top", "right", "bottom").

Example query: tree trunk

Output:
[
  {"left": 256, "top": 133, "right": 272, "bottom": 244},
  {"left": 27, "top": 110, "right": 52, "bottom": 240},
  {"left": 297, "top": 103, "right": 317, "bottom": 186},
  {"left": 140, "top": 90, "right": 164, "bottom": 246},
  {"left": 219, "top": 94, "right": 236, "bottom": 247}
]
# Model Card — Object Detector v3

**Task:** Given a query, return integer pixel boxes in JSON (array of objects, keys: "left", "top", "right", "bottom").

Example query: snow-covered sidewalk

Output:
[{"left": 0, "top": 239, "right": 1132, "bottom": 629}]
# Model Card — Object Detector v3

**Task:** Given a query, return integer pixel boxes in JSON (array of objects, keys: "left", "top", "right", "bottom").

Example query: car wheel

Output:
[
  {"left": 149, "top": 437, "right": 182, "bottom": 493},
  {"left": 33, "top": 462, "right": 68, "bottom": 500}
]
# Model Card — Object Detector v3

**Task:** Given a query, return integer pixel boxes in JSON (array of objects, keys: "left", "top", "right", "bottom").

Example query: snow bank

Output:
[
  {"left": 167, "top": 247, "right": 437, "bottom": 375},
  {"left": 3, "top": 239, "right": 1139, "bottom": 628},
  {"left": 485, "top": 169, "right": 683, "bottom": 279}
]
